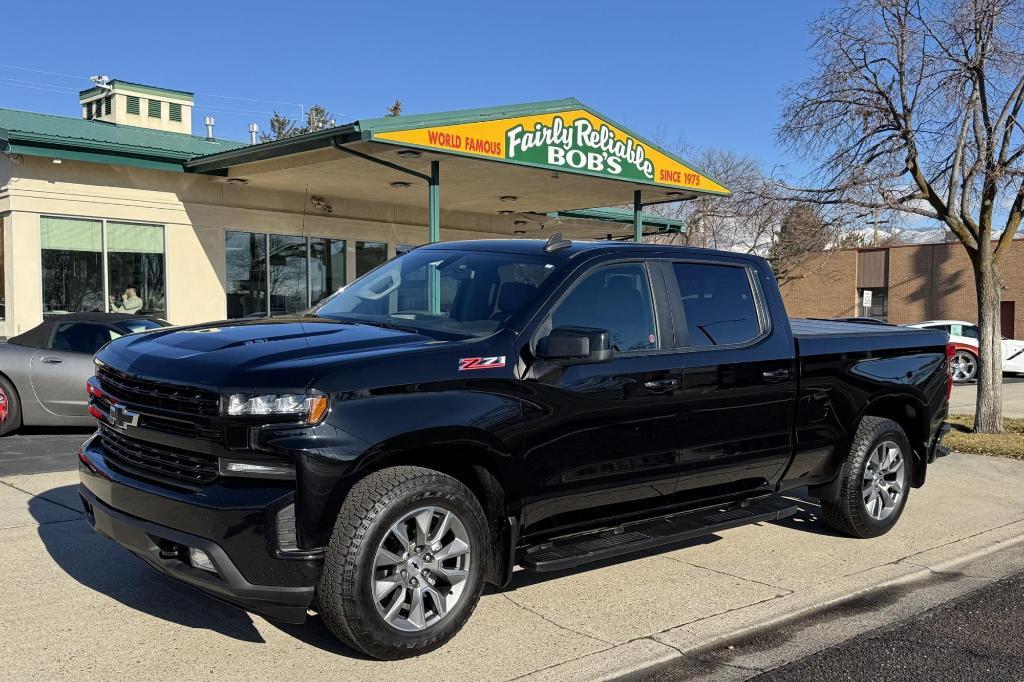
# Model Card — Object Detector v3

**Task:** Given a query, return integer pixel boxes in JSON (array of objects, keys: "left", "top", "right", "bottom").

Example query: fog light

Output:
[{"left": 189, "top": 547, "right": 216, "bottom": 573}]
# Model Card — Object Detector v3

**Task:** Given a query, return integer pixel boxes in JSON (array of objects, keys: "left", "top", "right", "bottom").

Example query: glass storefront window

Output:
[
  {"left": 356, "top": 241, "right": 388, "bottom": 277},
  {"left": 0, "top": 214, "right": 5, "bottom": 320},
  {"left": 41, "top": 217, "right": 104, "bottom": 316},
  {"left": 106, "top": 222, "right": 166, "bottom": 317},
  {"left": 226, "top": 231, "right": 268, "bottom": 318},
  {"left": 269, "top": 234, "right": 308, "bottom": 315},
  {"left": 310, "top": 238, "right": 346, "bottom": 305}
]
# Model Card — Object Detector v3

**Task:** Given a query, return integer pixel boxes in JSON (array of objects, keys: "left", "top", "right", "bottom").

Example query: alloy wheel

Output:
[
  {"left": 950, "top": 350, "right": 977, "bottom": 382},
  {"left": 862, "top": 440, "right": 906, "bottom": 521},
  {"left": 371, "top": 506, "right": 472, "bottom": 632}
]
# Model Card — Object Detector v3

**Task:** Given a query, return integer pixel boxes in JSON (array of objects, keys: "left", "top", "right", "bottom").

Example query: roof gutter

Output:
[{"left": 185, "top": 124, "right": 361, "bottom": 174}]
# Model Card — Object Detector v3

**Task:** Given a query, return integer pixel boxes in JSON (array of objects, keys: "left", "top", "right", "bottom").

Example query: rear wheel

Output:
[
  {"left": 950, "top": 349, "right": 978, "bottom": 382},
  {"left": 316, "top": 466, "right": 489, "bottom": 660},
  {"left": 820, "top": 416, "right": 912, "bottom": 538},
  {"left": 0, "top": 375, "right": 22, "bottom": 436}
]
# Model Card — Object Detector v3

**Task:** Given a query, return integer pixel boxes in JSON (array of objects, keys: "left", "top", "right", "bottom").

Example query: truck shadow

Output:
[
  {"left": 29, "top": 487, "right": 268, "bottom": 645},
  {"left": 29, "top": 484, "right": 838, "bottom": 658}
]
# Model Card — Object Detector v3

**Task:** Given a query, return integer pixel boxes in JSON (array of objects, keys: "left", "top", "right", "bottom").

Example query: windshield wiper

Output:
[{"left": 337, "top": 318, "right": 421, "bottom": 334}]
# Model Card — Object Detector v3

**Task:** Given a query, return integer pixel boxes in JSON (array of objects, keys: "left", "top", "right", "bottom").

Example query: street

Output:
[{"left": 753, "top": 570, "right": 1024, "bottom": 681}]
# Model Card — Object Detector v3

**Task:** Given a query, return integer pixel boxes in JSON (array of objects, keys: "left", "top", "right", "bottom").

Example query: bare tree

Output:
[
  {"left": 386, "top": 100, "right": 403, "bottom": 117},
  {"left": 260, "top": 105, "right": 336, "bottom": 142},
  {"left": 647, "top": 148, "right": 780, "bottom": 252},
  {"left": 778, "top": 0, "right": 1024, "bottom": 432}
]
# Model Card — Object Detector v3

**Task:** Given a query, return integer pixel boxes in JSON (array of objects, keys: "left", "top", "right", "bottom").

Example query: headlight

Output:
[{"left": 222, "top": 391, "right": 329, "bottom": 423}]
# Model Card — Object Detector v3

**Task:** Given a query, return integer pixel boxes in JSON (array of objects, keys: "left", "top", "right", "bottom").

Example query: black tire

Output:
[
  {"left": 316, "top": 465, "right": 490, "bottom": 660},
  {"left": 0, "top": 374, "right": 22, "bottom": 436},
  {"left": 819, "top": 416, "right": 913, "bottom": 538}
]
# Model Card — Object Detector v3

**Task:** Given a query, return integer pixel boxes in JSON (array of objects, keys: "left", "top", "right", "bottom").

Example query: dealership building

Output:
[
  {"left": 779, "top": 239, "right": 1024, "bottom": 339},
  {"left": 0, "top": 81, "right": 730, "bottom": 337}
]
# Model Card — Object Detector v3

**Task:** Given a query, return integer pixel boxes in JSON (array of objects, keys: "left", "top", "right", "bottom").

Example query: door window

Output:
[
  {"left": 673, "top": 263, "right": 761, "bottom": 347},
  {"left": 550, "top": 263, "right": 657, "bottom": 352},
  {"left": 50, "top": 322, "right": 117, "bottom": 355},
  {"left": 950, "top": 323, "right": 980, "bottom": 340}
]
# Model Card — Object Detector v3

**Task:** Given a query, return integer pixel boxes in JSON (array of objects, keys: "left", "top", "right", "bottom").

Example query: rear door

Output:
[
  {"left": 29, "top": 321, "right": 117, "bottom": 416},
  {"left": 663, "top": 258, "right": 797, "bottom": 500}
]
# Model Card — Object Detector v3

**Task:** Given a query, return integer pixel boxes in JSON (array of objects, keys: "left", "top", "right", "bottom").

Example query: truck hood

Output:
[{"left": 96, "top": 316, "right": 446, "bottom": 391}]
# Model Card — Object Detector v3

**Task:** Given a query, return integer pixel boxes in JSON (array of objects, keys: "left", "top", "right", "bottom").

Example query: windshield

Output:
[
  {"left": 314, "top": 248, "right": 561, "bottom": 339},
  {"left": 115, "top": 318, "right": 166, "bottom": 334}
]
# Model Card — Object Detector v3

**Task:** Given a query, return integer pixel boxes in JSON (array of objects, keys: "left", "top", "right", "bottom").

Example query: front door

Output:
[
  {"left": 518, "top": 261, "right": 684, "bottom": 539},
  {"left": 30, "top": 321, "right": 116, "bottom": 416}
]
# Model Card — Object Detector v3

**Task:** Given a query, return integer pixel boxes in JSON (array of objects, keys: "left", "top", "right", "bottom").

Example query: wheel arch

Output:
[
  {"left": 811, "top": 394, "right": 931, "bottom": 502},
  {"left": 321, "top": 429, "right": 518, "bottom": 585}
]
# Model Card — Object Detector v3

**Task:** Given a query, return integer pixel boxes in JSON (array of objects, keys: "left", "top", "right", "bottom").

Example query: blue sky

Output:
[{"left": 1, "top": 1, "right": 832, "bottom": 176}]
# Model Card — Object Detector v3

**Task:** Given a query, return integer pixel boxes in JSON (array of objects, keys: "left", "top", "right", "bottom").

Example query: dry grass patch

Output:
[{"left": 945, "top": 415, "right": 1024, "bottom": 460}]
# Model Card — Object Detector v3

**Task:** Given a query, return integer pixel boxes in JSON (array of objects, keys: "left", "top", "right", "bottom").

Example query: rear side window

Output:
[
  {"left": 551, "top": 263, "right": 656, "bottom": 352},
  {"left": 673, "top": 263, "right": 761, "bottom": 347},
  {"left": 950, "top": 323, "right": 979, "bottom": 340}
]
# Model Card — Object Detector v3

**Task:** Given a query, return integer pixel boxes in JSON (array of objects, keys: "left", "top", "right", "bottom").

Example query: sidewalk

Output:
[
  {"left": 1, "top": 453, "right": 1023, "bottom": 680},
  {"left": 949, "top": 378, "right": 1024, "bottom": 418}
]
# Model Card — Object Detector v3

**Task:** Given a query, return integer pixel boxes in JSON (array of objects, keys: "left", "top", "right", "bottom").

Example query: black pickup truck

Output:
[{"left": 78, "top": 237, "right": 951, "bottom": 659}]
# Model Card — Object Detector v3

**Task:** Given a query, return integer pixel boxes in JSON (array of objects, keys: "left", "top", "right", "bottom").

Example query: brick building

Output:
[{"left": 778, "top": 239, "right": 1024, "bottom": 339}]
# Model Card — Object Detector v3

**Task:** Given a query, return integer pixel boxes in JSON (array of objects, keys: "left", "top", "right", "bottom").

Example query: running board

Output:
[{"left": 519, "top": 497, "right": 798, "bottom": 573}]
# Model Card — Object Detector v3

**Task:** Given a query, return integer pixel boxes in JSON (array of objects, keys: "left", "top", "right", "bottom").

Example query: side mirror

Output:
[{"left": 536, "top": 326, "right": 614, "bottom": 365}]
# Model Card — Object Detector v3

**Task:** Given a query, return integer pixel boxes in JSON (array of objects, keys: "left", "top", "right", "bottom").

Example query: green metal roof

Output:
[
  {"left": 0, "top": 108, "right": 246, "bottom": 172},
  {"left": 546, "top": 207, "right": 686, "bottom": 232}
]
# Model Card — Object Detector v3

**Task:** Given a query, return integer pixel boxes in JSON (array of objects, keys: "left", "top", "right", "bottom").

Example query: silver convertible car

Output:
[{"left": 0, "top": 312, "right": 168, "bottom": 435}]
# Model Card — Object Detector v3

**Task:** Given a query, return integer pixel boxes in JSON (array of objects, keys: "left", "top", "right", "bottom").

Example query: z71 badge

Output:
[{"left": 458, "top": 356, "right": 507, "bottom": 371}]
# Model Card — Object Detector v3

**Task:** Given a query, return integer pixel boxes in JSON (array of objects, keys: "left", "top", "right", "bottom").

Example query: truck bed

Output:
[{"left": 791, "top": 318, "right": 948, "bottom": 356}]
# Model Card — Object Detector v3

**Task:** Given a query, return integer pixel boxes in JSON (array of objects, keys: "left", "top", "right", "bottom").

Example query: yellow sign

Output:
[{"left": 371, "top": 109, "right": 730, "bottom": 195}]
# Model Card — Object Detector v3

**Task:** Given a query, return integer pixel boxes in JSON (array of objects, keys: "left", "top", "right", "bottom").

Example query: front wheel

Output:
[
  {"left": 316, "top": 466, "right": 489, "bottom": 660},
  {"left": 0, "top": 375, "right": 22, "bottom": 436},
  {"left": 950, "top": 349, "right": 978, "bottom": 382},
  {"left": 819, "top": 416, "right": 912, "bottom": 538}
]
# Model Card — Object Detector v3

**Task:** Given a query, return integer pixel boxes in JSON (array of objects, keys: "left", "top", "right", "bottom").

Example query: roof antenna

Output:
[{"left": 544, "top": 232, "right": 572, "bottom": 253}]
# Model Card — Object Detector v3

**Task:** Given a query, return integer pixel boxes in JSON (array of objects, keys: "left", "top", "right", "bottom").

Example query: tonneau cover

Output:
[{"left": 791, "top": 318, "right": 948, "bottom": 357}]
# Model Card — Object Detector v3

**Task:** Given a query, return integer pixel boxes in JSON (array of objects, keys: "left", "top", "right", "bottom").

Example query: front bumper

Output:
[{"left": 78, "top": 436, "right": 320, "bottom": 623}]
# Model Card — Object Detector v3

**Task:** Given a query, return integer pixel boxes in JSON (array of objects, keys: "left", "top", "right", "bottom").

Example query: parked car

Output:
[
  {"left": 79, "top": 238, "right": 951, "bottom": 660},
  {"left": 904, "top": 320, "right": 1024, "bottom": 382},
  {"left": 0, "top": 312, "right": 168, "bottom": 435}
]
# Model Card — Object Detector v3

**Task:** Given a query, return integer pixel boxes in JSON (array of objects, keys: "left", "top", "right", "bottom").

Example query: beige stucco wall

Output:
[{"left": 0, "top": 155, "right": 504, "bottom": 336}]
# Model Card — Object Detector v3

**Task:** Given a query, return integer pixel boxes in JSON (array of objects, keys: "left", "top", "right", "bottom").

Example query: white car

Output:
[{"left": 904, "top": 320, "right": 1024, "bottom": 382}]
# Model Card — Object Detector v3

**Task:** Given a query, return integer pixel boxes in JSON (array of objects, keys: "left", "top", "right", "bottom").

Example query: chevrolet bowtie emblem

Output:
[{"left": 108, "top": 403, "right": 140, "bottom": 429}]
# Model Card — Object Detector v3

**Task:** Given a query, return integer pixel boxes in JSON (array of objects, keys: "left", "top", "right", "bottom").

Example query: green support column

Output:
[
  {"left": 429, "top": 161, "right": 440, "bottom": 243},
  {"left": 429, "top": 160, "right": 441, "bottom": 313},
  {"left": 633, "top": 190, "right": 643, "bottom": 243}
]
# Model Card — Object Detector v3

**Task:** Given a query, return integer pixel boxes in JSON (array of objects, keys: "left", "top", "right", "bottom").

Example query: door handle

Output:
[
  {"left": 762, "top": 368, "right": 791, "bottom": 381},
  {"left": 41, "top": 357, "right": 64, "bottom": 365},
  {"left": 644, "top": 378, "right": 678, "bottom": 391}
]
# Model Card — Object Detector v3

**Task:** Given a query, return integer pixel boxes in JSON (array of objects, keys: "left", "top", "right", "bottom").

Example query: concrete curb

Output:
[{"left": 517, "top": 528, "right": 1024, "bottom": 681}]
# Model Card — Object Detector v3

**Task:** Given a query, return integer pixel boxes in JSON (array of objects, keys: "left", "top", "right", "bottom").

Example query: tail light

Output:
[{"left": 945, "top": 343, "right": 955, "bottom": 400}]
